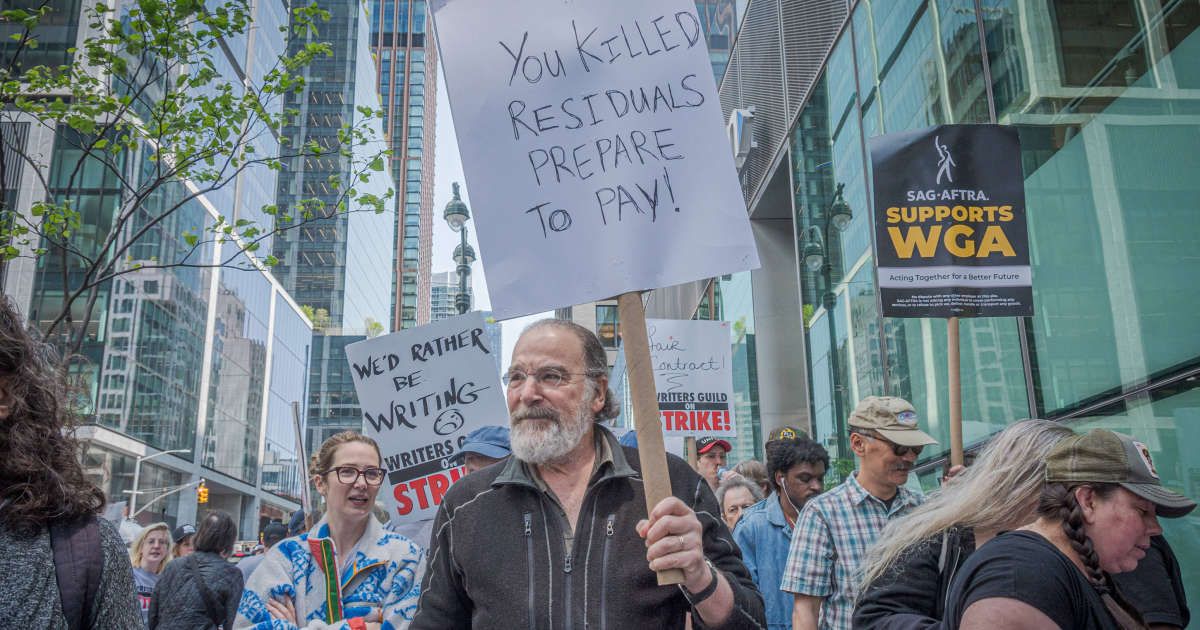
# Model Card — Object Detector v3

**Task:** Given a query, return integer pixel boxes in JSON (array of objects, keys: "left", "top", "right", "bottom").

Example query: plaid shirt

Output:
[{"left": 780, "top": 472, "right": 923, "bottom": 630}]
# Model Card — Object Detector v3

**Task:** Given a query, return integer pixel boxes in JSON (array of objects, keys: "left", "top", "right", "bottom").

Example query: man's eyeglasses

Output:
[
  {"left": 502, "top": 367, "right": 593, "bottom": 389},
  {"left": 854, "top": 431, "right": 924, "bottom": 458},
  {"left": 321, "top": 466, "right": 387, "bottom": 486}
]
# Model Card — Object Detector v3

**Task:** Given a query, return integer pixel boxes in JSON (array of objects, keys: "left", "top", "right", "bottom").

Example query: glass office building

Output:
[
  {"left": 272, "top": 0, "right": 396, "bottom": 450},
  {"left": 1, "top": 0, "right": 311, "bottom": 534},
  {"left": 647, "top": 0, "right": 1200, "bottom": 597}
]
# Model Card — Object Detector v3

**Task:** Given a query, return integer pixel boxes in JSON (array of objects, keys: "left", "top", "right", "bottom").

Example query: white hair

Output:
[{"left": 859, "top": 419, "right": 1074, "bottom": 592}]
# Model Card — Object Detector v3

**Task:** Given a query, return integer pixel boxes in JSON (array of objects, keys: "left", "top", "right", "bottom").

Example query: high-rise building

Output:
[
  {"left": 429, "top": 270, "right": 470, "bottom": 321},
  {"left": 370, "top": 0, "right": 437, "bottom": 330},
  {"left": 1, "top": 0, "right": 311, "bottom": 534},
  {"left": 271, "top": 0, "right": 397, "bottom": 451}
]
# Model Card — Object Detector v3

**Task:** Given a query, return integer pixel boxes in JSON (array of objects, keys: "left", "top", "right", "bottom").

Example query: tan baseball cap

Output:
[{"left": 848, "top": 396, "right": 938, "bottom": 447}]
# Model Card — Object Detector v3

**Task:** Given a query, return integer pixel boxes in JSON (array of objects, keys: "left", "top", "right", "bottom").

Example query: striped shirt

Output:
[{"left": 781, "top": 472, "right": 923, "bottom": 630}]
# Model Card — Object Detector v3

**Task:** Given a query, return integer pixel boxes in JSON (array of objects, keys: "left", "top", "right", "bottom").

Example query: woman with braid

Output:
[{"left": 943, "top": 429, "right": 1196, "bottom": 630}]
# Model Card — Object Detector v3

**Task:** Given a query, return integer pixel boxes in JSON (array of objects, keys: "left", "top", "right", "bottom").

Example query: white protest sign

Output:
[
  {"left": 345, "top": 312, "right": 508, "bottom": 524},
  {"left": 431, "top": 0, "right": 759, "bottom": 320},
  {"left": 647, "top": 319, "right": 735, "bottom": 438}
]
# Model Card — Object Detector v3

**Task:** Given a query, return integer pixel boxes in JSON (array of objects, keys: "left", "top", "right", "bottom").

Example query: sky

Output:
[{"left": 430, "top": 65, "right": 548, "bottom": 370}]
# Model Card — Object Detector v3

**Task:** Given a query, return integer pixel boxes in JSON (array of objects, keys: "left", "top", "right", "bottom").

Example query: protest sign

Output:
[
  {"left": 430, "top": 0, "right": 759, "bottom": 320},
  {"left": 345, "top": 312, "right": 508, "bottom": 524},
  {"left": 869, "top": 124, "right": 1032, "bottom": 318},
  {"left": 647, "top": 319, "right": 735, "bottom": 438}
]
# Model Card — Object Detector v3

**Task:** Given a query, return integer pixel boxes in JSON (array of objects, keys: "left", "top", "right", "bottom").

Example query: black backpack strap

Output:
[
  {"left": 49, "top": 516, "right": 103, "bottom": 630},
  {"left": 189, "top": 555, "right": 226, "bottom": 628}
]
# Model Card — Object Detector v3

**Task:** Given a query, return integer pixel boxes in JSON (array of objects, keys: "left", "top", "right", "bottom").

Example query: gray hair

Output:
[
  {"left": 716, "top": 475, "right": 764, "bottom": 508},
  {"left": 519, "top": 319, "right": 620, "bottom": 421},
  {"left": 858, "top": 419, "right": 1074, "bottom": 592}
]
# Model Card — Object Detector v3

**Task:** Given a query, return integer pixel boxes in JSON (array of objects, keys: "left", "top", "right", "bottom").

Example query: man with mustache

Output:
[
  {"left": 412, "top": 319, "right": 765, "bottom": 629},
  {"left": 782, "top": 396, "right": 937, "bottom": 630}
]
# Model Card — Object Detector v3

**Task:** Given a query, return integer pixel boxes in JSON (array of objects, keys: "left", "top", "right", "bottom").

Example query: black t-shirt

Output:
[
  {"left": 1112, "top": 535, "right": 1190, "bottom": 628},
  {"left": 943, "top": 530, "right": 1119, "bottom": 630}
]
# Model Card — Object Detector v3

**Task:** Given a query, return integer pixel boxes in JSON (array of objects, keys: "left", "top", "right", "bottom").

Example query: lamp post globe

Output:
[
  {"left": 453, "top": 242, "right": 476, "bottom": 267},
  {"left": 444, "top": 182, "right": 470, "bottom": 232},
  {"left": 829, "top": 183, "right": 853, "bottom": 232},
  {"left": 802, "top": 226, "right": 825, "bottom": 272}
]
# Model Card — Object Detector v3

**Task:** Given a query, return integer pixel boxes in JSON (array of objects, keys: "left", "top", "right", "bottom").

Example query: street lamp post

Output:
[
  {"left": 443, "top": 182, "right": 476, "bottom": 314},
  {"left": 126, "top": 448, "right": 191, "bottom": 516},
  {"left": 802, "top": 183, "right": 853, "bottom": 461}
]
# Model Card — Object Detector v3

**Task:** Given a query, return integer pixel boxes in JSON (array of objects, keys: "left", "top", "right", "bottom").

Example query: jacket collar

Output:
[
  {"left": 493, "top": 424, "right": 638, "bottom": 489},
  {"left": 304, "top": 513, "right": 388, "bottom": 584},
  {"left": 765, "top": 494, "right": 790, "bottom": 529}
]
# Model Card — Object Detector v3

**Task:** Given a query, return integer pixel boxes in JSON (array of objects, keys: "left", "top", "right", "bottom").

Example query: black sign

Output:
[{"left": 868, "top": 124, "right": 1032, "bottom": 318}]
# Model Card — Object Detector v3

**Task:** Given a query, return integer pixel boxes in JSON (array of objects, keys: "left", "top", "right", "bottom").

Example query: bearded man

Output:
[{"left": 412, "top": 319, "right": 765, "bottom": 629}]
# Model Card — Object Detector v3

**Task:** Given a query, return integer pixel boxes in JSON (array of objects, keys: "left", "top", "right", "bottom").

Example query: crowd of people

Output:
[{"left": 0, "top": 293, "right": 1194, "bottom": 629}]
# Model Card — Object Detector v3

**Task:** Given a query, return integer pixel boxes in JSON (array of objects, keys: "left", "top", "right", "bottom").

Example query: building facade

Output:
[
  {"left": 1, "top": 0, "right": 311, "bottom": 535},
  {"left": 370, "top": 0, "right": 436, "bottom": 330},
  {"left": 429, "top": 270, "right": 470, "bottom": 321},
  {"left": 272, "top": 0, "right": 397, "bottom": 451},
  {"left": 646, "top": 0, "right": 1200, "bottom": 599}
]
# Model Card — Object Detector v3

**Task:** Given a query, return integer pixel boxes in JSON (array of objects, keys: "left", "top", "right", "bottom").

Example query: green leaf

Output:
[{"left": 368, "top": 156, "right": 385, "bottom": 172}]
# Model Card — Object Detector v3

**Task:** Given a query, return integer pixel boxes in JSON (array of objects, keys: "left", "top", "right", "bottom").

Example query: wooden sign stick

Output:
[
  {"left": 948, "top": 317, "right": 964, "bottom": 467},
  {"left": 618, "top": 291, "right": 686, "bottom": 586}
]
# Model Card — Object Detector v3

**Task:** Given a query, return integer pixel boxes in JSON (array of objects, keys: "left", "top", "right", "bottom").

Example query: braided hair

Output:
[{"left": 1037, "top": 482, "right": 1119, "bottom": 584}]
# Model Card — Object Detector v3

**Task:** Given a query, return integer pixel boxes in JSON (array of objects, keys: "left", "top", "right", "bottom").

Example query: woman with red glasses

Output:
[{"left": 236, "top": 431, "right": 422, "bottom": 630}]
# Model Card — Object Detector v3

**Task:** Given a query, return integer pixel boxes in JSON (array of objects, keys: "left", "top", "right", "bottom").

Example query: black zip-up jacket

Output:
[
  {"left": 852, "top": 526, "right": 975, "bottom": 629},
  {"left": 412, "top": 426, "right": 766, "bottom": 629},
  {"left": 149, "top": 550, "right": 244, "bottom": 629}
]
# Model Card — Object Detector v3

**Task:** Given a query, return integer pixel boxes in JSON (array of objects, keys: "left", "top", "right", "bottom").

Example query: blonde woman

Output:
[
  {"left": 130, "top": 522, "right": 172, "bottom": 627},
  {"left": 853, "top": 419, "right": 1073, "bottom": 628}
]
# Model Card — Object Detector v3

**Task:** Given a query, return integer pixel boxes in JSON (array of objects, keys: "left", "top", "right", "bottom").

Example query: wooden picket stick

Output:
[
  {"left": 618, "top": 291, "right": 686, "bottom": 586},
  {"left": 685, "top": 437, "right": 697, "bottom": 468},
  {"left": 948, "top": 317, "right": 964, "bottom": 467}
]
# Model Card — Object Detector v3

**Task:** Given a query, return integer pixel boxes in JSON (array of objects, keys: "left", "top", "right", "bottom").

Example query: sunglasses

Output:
[{"left": 854, "top": 431, "right": 924, "bottom": 458}]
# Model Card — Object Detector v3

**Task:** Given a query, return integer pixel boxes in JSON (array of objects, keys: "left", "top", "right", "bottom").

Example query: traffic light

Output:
[{"left": 197, "top": 480, "right": 209, "bottom": 504}]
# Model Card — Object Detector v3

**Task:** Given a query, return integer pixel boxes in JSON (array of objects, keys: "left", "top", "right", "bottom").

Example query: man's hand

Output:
[
  {"left": 266, "top": 595, "right": 298, "bottom": 625},
  {"left": 941, "top": 464, "right": 967, "bottom": 486},
  {"left": 636, "top": 496, "right": 711, "bottom": 591}
]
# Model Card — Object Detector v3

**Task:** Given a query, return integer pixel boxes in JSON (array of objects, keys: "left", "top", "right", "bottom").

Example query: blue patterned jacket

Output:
[{"left": 235, "top": 515, "right": 423, "bottom": 629}]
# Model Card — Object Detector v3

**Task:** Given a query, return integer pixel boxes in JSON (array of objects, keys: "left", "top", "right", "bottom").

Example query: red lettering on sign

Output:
[
  {"left": 429, "top": 472, "right": 452, "bottom": 505},
  {"left": 392, "top": 466, "right": 470, "bottom": 519},
  {"left": 393, "top": 483, "right": 414, "bottom": 516}
]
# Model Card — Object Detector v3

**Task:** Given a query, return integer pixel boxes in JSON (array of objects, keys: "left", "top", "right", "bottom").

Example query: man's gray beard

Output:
[{"left": 510, "top": 400, "right": 592, "bottom": 466}]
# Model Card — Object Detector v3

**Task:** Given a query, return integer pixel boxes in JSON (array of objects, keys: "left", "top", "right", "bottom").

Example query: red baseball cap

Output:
[{"left": 696, "top": 436, "right": 732, "bottom": 454}]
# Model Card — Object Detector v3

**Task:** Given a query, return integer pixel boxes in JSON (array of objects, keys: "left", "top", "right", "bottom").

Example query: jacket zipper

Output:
[
  {"left": 600, "top": 514, "right": 615, "bottom": 630},
  {"left": 524, "top": 512, "right": 535, "bottom": 629},
  {"left": 564, "top": 551, "right": 573, "bottom": 630}
]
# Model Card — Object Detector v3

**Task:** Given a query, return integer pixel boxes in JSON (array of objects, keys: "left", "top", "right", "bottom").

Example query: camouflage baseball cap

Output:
[
  {"left": 847, "top": 396, "right": 937, "bottom": 447},
  {"left": 766, "top": 425, "right": 807, "bottom": 442},
  {"left": 1046, "top": 429, "right": 1196, "bottom": 518}
]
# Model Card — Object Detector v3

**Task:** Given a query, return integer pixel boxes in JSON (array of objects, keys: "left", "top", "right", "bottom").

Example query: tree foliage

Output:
[{"left": 0, "top": 0, "right": 392, "bottom": 357}]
